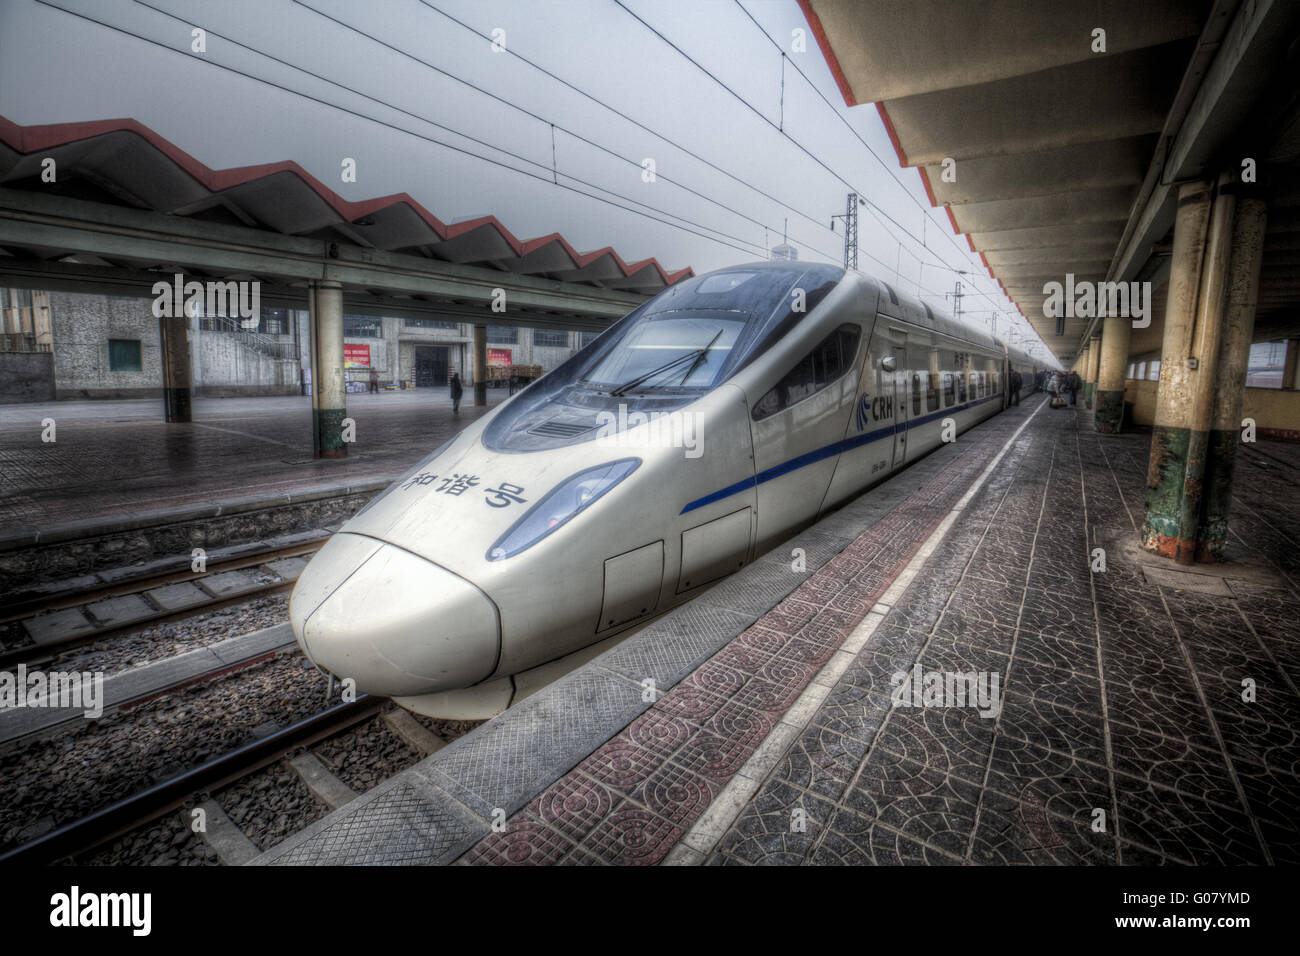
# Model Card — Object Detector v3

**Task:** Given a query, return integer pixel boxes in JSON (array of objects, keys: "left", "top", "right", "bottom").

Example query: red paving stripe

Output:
[{"left": 460, "top": 437, "right": 1005, "bottom": 865}]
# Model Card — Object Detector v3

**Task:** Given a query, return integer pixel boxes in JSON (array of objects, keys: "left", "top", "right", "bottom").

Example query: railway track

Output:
[
  {"left": 0, "top": 692, "right": 387, "bottom": 866},
  {"left": 0, "top": 537, "right": 327, "bottom": 668}
]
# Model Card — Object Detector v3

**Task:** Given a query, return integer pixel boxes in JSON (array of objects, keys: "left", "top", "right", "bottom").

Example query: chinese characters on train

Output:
[{"left": 400, "top": 472, "right": 528, "bottom": 508}]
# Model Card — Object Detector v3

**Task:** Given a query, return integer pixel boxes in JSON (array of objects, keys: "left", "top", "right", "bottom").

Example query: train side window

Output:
[
  {"left": 927, "top": 372, "right": 939, "bottom": 412},
  {"left": 943, "top": 372, "right": 954, "bottom": 406},
  {"left": 752, "top": 324, "right": 860, "bottom": 420},
  {"left": 912, "top": 372, "right": 921, "bottom": 415},
  {"left": 958, "top": 373, "right": 967, "bottom": 403}
]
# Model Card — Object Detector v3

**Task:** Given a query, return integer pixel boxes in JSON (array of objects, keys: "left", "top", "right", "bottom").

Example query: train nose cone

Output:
[{"left": 290, "top": 533, "right": 499, "bottom": 697}]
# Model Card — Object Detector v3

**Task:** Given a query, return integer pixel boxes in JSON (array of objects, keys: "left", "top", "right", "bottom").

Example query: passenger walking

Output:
[
  {"left": 368, "top": 367, "right": 379, "bottom": 394},
  {"left": 1009, "top": 368, "right": 1021, "bottom": 406},
  {"left": 1067, "top": 370, "right": 1080, "bottom": 406},
  {"left": 450, "top": 370, "right": 463, "bottom": 415}
]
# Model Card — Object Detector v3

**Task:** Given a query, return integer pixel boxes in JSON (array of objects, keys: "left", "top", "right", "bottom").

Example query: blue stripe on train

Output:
[{"left": 679, "top": 393, "right": 1003, "bottom": 514}]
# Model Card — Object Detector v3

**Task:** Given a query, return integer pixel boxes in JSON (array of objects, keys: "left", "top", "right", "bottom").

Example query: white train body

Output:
[{"left": 289, "top": 263, "right": 1037, "bottom": 715}]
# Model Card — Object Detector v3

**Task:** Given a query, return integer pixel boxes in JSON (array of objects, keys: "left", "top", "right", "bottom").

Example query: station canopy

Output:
[{"left": 799, "top": 0, "right": 1300, "bottom": 365}]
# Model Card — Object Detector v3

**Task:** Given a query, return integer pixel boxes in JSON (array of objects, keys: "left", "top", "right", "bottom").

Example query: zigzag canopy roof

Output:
[{"left": 0, "top": 115, "right": 693, "bottom": 294}]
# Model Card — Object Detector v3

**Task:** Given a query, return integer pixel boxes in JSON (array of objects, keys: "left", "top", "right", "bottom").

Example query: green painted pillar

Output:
[
  {"left": 1095, "top": 313, "right": 1131, "bottom": 433},
  {"left": 311, "top": 280, "right": 347, "bottom": 459},
  {"left": 1142, "top": 175, "right": 1240, "bottom": 563},
  {"left": 159, "top": 313, "right": 192, "bottom": 423},
  {"left": 1197, "top": 196, "right": 1267, "bottom": 562}
]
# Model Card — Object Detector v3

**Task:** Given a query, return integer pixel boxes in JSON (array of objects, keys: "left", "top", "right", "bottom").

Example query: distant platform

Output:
[{"left": 0, "top": 390, "right": 503, "bottom": 543}]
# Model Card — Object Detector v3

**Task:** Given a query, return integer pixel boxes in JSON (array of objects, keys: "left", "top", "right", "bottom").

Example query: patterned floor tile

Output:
[
  {"left": 713, "top": 779, "right": 835, "bottom": 865},
  {"left": 771, "top": 722, "right": 873, "bottom": 803},
  {"left": 1113, "top": 773, "right": 1267, "bottom": 865},
  {"left": 841, "top": 750, "right": 982, "bottom": 858},
  {"left": 970, "top": 788, "right": 1117, "bottom": 865},
  {"left": 812, "top": 809, "right": 962, "bottom": 864}
]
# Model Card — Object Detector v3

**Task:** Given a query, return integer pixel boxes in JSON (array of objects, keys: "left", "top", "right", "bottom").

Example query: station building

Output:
[{"left": 0, "top": 285, "right": 599, "bottom": 403}]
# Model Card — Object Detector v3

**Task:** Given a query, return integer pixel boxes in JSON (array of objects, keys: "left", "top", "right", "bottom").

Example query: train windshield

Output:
[
  {"left": 580, "top": 312, "right": 747, "bottom": 393},
  {"left": 482, "top": 262, "right": 845, "bottom": 452}
]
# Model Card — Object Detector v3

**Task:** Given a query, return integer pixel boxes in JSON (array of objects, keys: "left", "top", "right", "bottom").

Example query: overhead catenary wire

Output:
[
  {"left": 413, "top": 0, "right": 866, "bottom": 255},
  {"left": 286, "top": 0, "right": 848, "bottom": 266},
  {"left": 729, "top": 0, "right": 1052, "bottom": 346},
  {"left": 39, "top": 0, "right": 795, "bottom": 264}
]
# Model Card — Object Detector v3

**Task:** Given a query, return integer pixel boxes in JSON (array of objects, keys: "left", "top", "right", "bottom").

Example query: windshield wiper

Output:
[{"left": 609, "top": 330, "right": 724, "bottom": 396}]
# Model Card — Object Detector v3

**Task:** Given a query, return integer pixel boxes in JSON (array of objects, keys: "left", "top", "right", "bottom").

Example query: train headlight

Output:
[{"left": 487, "top": 458, "right": 640, "bottom": 561}]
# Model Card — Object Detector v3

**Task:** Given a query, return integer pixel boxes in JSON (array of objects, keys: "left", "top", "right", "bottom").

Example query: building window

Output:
[
  {"left": 343, "top": 316, "right": 382, "bottom": 338},
  {"left": 579, "top": 331, "right": 600, "bottom": 348},
  {"left": 487, "top": 325, "right": 517, "bottom": 345},
  {"left": 1148, "top": 360, "right": 1160, "bottom": 381},
  {"left": 1246, "top": 340, "right": 1286, "bottom": 388},
  {"left": 1127, "top": 363, "right": 1135, "bottom": 379},
  {"left": 260, "top": 308, "right": 289, "bottom": 335},
  {"left": 1136, "top": 361, "right": 1146, "bottom": 380},
  {"left": 533, "top": 329, "right": 569, "bottom": 348},
  {"left": 108, "top": 339, "right": 142, "bottom": 371},
  {"left": 404, "top": 318, "right": 458, "bottom": 330}
]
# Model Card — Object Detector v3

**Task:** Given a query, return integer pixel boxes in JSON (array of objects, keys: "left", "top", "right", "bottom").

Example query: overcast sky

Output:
[{"left": 0, "top": 0, "right": 1051, "bottom": 359}]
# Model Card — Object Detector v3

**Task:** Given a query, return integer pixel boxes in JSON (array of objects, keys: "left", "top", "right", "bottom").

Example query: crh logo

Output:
[
  {"left": 855, "top": 393, "right": 871, "bottom": 431},
  {"left": 855, "top": 392, "right": 894, "bottom": 431}
]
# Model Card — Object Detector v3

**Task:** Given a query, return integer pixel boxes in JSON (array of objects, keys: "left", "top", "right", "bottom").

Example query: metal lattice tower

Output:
[{"left": 831, "top": 192, "right": 859, "bottom": 270}]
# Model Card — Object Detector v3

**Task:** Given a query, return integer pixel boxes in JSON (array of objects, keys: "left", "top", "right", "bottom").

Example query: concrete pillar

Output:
[
  {"left": 1083, "top": 334, "right": 1101, "bottom": 408},
  {"left": 1095, "top": 312, "right": 1132, "bottom": 433},
  {"left": 1197, "top": 197, "right": 1267, "bottom": 562},
  {"left": 310, "top": 281, "right": 347, "bottom": 459},
  {"left": 159, "top": 313, "right": 193, "bottom": 423},
  {"left": 473, "top": 323, "right": 487, "bottom": 406},
  {"left": 1283, "top": 338, "right": 1299, "bottom": 389},
  {"left": 1140, "top": 177, "right": 1220, "bottom": 562}
]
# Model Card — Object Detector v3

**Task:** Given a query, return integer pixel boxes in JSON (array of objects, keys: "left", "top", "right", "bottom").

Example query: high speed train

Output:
[{"left": 289, "top": 262, "right": 1039, "bottom": 717}]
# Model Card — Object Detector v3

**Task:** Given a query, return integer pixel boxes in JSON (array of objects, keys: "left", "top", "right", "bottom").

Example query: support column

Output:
[
  {"left": 1140, "top": 177, "right": 1219, "bottom": 562},
  {"left": 1283, "top": 338, "right": 1299, "bottom": 389},
  {"left": 310, "top": 281, "right": 347, "bottom": 459},
  {"left": 1197, "top": 197, "right": 1267, "bottom": 561},
  {"left": 1095, "top": 312, "right": 1132, "bottom": 433},
  {"left": 473, "top": 323, "right": 487, "bottom": 406},
  {"left": 159, "top": 313, "right": 193, "bottom": 423},
  {"left": 1084, "top": 333, "right": 1101, "bottom": 408}
]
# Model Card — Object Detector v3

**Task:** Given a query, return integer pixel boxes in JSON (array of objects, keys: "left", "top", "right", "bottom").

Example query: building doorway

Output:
[{"left": 415, "top": 346, "right": 449, "bottom": 387}]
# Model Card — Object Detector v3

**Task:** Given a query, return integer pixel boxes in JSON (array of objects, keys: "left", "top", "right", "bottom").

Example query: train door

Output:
[
  {"left": 889, "top": 339, "right": 910, "bottom": 468},
  {"left": 818, "top": 314, "right": 902, "bottom": 513},
  {"left": 748, "top": 323, "right": 863, "bottom": 554}
]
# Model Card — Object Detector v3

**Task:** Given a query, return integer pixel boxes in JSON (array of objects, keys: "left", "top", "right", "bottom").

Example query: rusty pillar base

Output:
[
  {"left": 1095, "top": 389, "right": 1125, "bottom": 434},
  {"left": 1194, "top": 429, "right": 1240, "bottom": 564}
]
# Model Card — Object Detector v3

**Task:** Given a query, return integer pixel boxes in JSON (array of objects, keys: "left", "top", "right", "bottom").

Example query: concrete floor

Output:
[{"left": 0, "top": 390, "right": 505, "bottom": 537}]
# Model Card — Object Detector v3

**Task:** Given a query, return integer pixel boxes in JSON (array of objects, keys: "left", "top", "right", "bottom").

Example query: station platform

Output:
[
  {"left": 252, "top": 393, "right": 1299, "bottom": 866},
  {"left": 0, "top": 391, "right": 501, "bottom": 545}
]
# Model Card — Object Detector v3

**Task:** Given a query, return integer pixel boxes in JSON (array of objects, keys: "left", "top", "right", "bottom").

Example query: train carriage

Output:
[{"left": 289, "top": 262, "right": 1038, "bottom": 717}]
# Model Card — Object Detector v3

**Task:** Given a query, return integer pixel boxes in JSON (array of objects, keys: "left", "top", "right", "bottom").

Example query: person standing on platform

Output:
[
  {"left": 450, "top": 370, "right": 463, "bottom": 415},
  {"left": 1067, "top": 370, "right": 1080, "bottom": 406},
  {"left": 1009, "top": 368, "right": 1021, "bottom": 406},
  {"left": 368, "top": 367, "right": 379, "bottom": 393}
]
